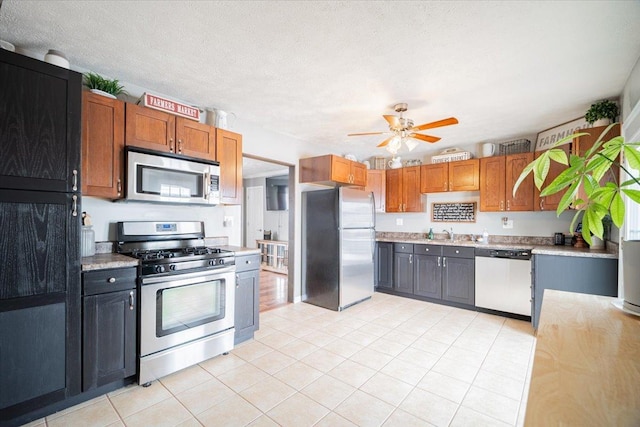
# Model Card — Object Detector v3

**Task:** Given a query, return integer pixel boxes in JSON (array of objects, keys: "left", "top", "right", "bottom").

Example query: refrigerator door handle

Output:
[
  {"left": 371, "top": 192, "right": 376, "bottom": 229},
  {"left": 370, "top": 228, "right": 375, "bottom": 261}
]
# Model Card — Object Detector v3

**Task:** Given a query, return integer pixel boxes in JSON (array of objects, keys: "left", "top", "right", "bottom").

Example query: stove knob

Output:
[
  {"left": 219, "top": 258, "right": 225, "bottom": 265},
  {"left": 209, "top": 259, "right": 216, "bottom": 266},
  {"left": 169, "top": 264, "right": 176, "bottom": 271},
  {"left": 155, "top": 265, "right": 165, "bottom": 273}
]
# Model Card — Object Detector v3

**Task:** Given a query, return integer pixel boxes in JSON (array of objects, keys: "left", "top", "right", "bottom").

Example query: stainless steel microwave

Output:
[{"left": 125, "top": 147, "right": 220, "bottom": 205}]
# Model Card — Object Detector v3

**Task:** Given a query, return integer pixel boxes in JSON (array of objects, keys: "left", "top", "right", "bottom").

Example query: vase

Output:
[
  {"left": 592, "top": 118, "right": 611, "bottom": 127},
  {"left": 589, "top": 235, "right": 605, "bottom": 250},
  {"left": 89, "top": 88, "right": 116, "bottom": 99},
  {"left": 623, "top": 240, "right": 640, "bottom": 315}
]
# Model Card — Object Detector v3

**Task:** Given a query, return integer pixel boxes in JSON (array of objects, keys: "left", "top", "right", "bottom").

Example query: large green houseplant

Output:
[{"left": 514, "top": 123, "right": 640, "bottom": 244}]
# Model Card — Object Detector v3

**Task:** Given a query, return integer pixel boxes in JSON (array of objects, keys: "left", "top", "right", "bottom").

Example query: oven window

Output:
[
  {"left": 156, "top": 281, "right": 226, "bottom": 336},
  {"left": 137, "top": 165, "right": 204, "bottom": 198}
]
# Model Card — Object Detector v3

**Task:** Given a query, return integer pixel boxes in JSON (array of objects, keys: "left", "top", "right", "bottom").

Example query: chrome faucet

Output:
[{"left": 442, "top": 227, "right": 454, "bottom": 242}]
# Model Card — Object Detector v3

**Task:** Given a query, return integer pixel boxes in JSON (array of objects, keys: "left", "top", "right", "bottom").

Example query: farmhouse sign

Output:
[
  {"left": 535, "top": 117, "right": 590, "bottom": 151},
  {"left": 138, "top": 92, "right": 201, "bottom": 121}
]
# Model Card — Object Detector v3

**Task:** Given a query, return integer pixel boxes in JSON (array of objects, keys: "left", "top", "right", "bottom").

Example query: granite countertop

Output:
[
  {"left": 525, "top": 290, "right": 640, "bottom": 425},
  {"left": 81, "top": 253, "right": 139, "bottom": 271},
  {"left": 376, "top": 236, "right": 618, "bottom": 259},
  {"left": 219, "top": 245, "right": 261, "bottom": 256}
]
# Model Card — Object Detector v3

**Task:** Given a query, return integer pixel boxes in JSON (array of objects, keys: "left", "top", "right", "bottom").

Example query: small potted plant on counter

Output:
[
  {"left": 83, "top": 72, "right": 126, "bottom": 99},
  {"left": 585, "top": 99, "right": 619, "bottom": 126}
]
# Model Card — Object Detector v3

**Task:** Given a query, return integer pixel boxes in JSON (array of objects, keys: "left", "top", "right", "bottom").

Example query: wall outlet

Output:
[
  {"left": 223, "top": 216, "right": 233, "bottom": 227},
  {"left": 503, "top": 220, "right": 514, "bottom": 229},
  {"left": 396, "top": 218, "right": 403, "bottom": 226}
]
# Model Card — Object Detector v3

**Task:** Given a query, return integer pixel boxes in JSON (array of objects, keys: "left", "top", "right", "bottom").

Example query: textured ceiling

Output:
[{"left": 1, "top": 1, "right": 640, "bottom": 166}]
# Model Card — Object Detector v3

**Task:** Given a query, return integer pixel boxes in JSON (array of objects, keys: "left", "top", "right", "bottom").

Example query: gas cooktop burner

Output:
[{"left": 131, "top": 247, "right": 230, "bottom": 261}]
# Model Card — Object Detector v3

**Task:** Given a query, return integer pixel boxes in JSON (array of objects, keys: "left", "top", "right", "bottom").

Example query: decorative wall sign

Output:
[
  {"left": 431, "top": 202, "right": 476, "bottom": 222},
  {"left": 535, "top": 117, "right": 590, "bottom": 151},
  {"left": 138, "top": 92, "right": 201, "bottom": 121}
]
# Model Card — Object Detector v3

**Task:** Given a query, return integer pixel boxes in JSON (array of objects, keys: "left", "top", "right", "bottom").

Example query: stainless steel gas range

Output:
[{"left": 117, "top": 221, "right": 235, "bottom": 385}]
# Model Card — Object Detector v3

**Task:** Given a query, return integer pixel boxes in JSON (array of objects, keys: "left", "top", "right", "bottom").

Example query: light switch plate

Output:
[
  {"left": 503, "top": 220, "right": 514, "bottom": 229},
  {"left": 396, "top": 218, "right": 403, "bottom": 226}
]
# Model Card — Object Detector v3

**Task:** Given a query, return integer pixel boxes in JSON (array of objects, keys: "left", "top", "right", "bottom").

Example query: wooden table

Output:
[{"left": 525, "top": 290, "right": 640, "bottom": 426}]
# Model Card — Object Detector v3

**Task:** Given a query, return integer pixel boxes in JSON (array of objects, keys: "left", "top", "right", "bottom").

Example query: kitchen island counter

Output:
[{"left": 526, "top": 289, "right": 640, "bottom": 425}]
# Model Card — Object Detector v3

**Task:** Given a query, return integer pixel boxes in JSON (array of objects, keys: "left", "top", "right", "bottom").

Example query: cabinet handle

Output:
[
  {"left": 72, "top": 169, "right": 78, "bottom": 191},
  {"left": 443, "top": 257, "right": 447, "bottom": 268},
  {"left": 178, "top": 139, "right": 183, "bottom": 153},
  {"left": 246, "top": 260, "right": 251, "bottom": 264},
  {"left": 129, "top": 291, "right": 135, "bottom": 310},
  {"left": 117, "top": 179, "right": 122, "bottom": 196},
  {"left": 409, "top": 254, "right": 412, "bottom": 264},
  {"left": 539, "top": 198, "right": 544, "bottom": 210},
  {"left": 437, "top": 256, "right": 441, "bottom": 267},
  {"left": 71, "top": 195, "right": 78, "bottom": 217},
  {"left": 169, "top": 138, "right": 174, "bottom": 152},
  {"left": 108, "top": 277, "right": 116, "bottom": 283},
  {"left": 236, "top": 274, "right": 239, "bottom": 287},
  {"left": 507, "top": 200, "right": 511, "bottom": 211},
  {"left": 499, "top": 200, "right": 504, "bottom": 211}
]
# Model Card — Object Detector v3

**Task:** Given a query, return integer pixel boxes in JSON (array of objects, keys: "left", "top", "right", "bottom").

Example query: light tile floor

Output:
[{"left": 27, "top": 293, "right": 536, "bottom": 427}]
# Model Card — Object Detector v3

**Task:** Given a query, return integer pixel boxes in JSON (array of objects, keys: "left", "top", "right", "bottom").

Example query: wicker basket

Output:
[
  {"left": 371, "top": 156, "right": 387, "bottom": 170},
  {"left": 498, "top": 139, "right": 531, "bottom": 155}
]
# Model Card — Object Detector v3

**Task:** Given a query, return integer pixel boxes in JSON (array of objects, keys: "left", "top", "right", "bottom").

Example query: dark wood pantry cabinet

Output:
[{"left": 0, "top": 49, "right": 82, "bottom": 425}]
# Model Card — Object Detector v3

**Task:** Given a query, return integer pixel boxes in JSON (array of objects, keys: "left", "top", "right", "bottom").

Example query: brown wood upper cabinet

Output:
[
  {"left": 81, "top": 91, "right": 125, "bottom": 199},
  {"left": 420, "top": 159, "right": 480, "bottom": 193},
  {"left": 216, "top": 128, "right": 243, "bottom": 205},
  {"left": 386, "top": 166, "right": 422, "bottom": 212},
  {"left": 534, "top": 144, "right": 570, "bottom": 211},
  {"left": 125, "top": 103, "right": 216, "bottom": 160},
  {"left": 365, "top": 169, "right": 386, "bottom": 212},
  {"left": 480, "top": 152, "right": 534, "bottom": 212},
  {"left": 299, "top": 155, "right": 367, "bottom": 186}
]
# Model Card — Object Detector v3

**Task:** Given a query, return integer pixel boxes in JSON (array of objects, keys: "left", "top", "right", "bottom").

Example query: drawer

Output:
[
  {"left": 235, "top": 254, "right": 261, "bottom": 272},
  {"left": 443, "top": 246, "right": 475, "bottom": 259},
  {"left": 83, "top": 267, "right": 137, "bottom": 296},
  {"left": 414, "top": 244, "right": 442, "bottom": 255},
  {"left": 394, "top": 243, "right": 414, "bottom": 254}
]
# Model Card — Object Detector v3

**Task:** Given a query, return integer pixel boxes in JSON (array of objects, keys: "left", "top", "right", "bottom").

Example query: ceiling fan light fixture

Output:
[
  {"left": 386, "top": 135, "right": 402, "bottom": 154},
  {"left": 404, "top": 138, "right": 419, "bottom": 151}
]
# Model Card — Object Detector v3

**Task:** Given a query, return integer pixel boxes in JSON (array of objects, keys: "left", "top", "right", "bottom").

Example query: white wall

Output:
[{"left": 375, "top": 191, "right": 574, "bottom": 237}]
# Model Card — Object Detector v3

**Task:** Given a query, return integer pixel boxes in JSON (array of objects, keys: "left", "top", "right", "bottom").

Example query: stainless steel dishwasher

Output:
[{"left": 475, "top": 248, "right": 532, "bottom": 316}]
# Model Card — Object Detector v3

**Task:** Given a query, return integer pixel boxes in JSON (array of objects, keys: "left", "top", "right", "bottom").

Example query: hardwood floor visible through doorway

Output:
[{"left": 259, "top": 269, "right": 290, "bottom": 312}]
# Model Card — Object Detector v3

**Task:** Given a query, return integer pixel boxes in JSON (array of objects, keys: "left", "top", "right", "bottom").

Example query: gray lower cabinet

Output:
[
  {"left": 393, "top": 244, "right": 414, "bottom": 294},
  {"left": 532, "top": 254, "right": 617, "bottom": 328},
  {"left": 414, "top": 245, "right": 443, "bottom": 299},
  {"left": 442, "top": 246, "right": 475, "bottom": 306},
  {"left": 82, "top": 268, "right": 137, "bottom": 392},
  {"left": 375, "top": 242, "right": 393, "bottom": 289},
  {"left": 234, "top": 253, "right": 261, "bottom": 344}
]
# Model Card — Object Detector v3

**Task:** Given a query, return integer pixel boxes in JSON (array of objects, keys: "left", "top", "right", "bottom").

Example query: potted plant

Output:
[
  {"left": 513, "top": 123, "right": 639, "bottom": 245},
  {"left": 83, "top": 72, "right": 126, "bottom": 99},
  {"left": 584, "top": 99, "right": 619, "bottom": 126}
]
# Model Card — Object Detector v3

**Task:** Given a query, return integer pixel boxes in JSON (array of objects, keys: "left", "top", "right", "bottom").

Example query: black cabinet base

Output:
[{"left": 3, "top": 377, "right": 135, "bottom": 427}]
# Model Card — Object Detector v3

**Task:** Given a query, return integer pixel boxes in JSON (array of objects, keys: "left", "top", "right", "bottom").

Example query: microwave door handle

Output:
[{"left": 204, "top": 172, "right": 211, "bottom": 200}]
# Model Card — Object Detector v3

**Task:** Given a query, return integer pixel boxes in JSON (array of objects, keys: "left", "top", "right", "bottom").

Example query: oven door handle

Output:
[{"left": 141, "top": 265, "right": 236, "bottom": 286}]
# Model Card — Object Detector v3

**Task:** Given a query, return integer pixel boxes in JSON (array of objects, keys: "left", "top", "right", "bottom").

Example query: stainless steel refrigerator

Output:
[{"left": 302, "top": 187, "right": 375, "bottom": 311}]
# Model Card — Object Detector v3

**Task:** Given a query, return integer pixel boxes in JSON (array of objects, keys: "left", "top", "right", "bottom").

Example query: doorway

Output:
[{"left": 242, "top": 155, "right": 294, "bottom": 311}]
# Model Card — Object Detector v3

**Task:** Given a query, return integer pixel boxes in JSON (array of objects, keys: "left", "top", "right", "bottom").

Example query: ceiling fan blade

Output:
[
  {"left": 347, "top": 131, "right": 385, "bottom": 136},
  {"left": 411, "top": 117, "right": 459, "bottom": 132},
  {"left": 377, "top": 136, "right": 394, "bottom": 147},
  {"left": 383, "top": 115, "right": 400, "bottom": 128},
  {"left": 409, "top": 133, "right": 441, "bottom": 143}
]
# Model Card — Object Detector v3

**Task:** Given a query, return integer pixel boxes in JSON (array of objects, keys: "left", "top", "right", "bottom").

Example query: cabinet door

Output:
[
  {"left": 385, "top": 168, "right": 403, "bottom": 212},
  {"left": 216, "top": 129, "right": 243, "bottom": 204},
  {"left": 235, "top": 269, "right": 259, "bottom": 344},
  {"left": 351, "top": 162, "right": 368, "bottom": 186},
  {"left": 573, "top": 124, "right": 620, "bottom": 209},
  {"left": 414, "top": 254, "right": 442, "bottom": 299},
  {"left": 449, "top": 159, "right": 480, "bottom": 191},
  {"left": 82, "top": 289, "right": 136, "bottom": 391},
  {"left": 393, "top": 252, "right": 414, "bottom": 294},
  {"left": 331, "top": 156, "right": 353, "bottom": 184},
  {"left": 175, "top": 117, "right": 217, "bottom": 160},
  {"left": 442, "top": 257, "right": 475, "bottom": 305},
  {"left": 480, "top": 156, "right": 506, "bottom": 211},
  {"left": 375, "top": 242, "right": 393, "bottom": 289},
  {"left": 125, "top": 103, "right": 176, "bottom": 152},
  {"left": 403, "top": 166, "right": 423, "bottom": 212},
  {"left": 365, "top": 170, "right": 386, "bottom": 212},
  {"left": 420, "top": 163, "right": 448, "bottom": 193},
  {"left": 0, "top": 50, "right": 81, "bottom": 193},
  {"left": 506, "top": 152, "right": 534, "bottom": 211},
  {"left": 534, "top": 145, "right": 570, "bottom": 211},
  {"left": 82, "top": 91, "right": 125, "bottom": 199}
]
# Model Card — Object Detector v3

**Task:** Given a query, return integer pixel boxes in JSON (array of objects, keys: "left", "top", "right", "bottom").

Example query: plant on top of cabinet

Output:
[
  {"left": 584, "top": 99, "right": 619, "bottom": 125},
  {"left": 514, "top": 123, "right": 640, "bottom": 245},
  {"left": 83, "top": 72, "right": 126, "bottom": 99}
]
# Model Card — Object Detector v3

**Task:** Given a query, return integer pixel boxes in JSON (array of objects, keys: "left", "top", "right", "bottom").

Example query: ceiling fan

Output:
[{"left": 347, "top": 103, "right": 458, "bottom": 154}]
